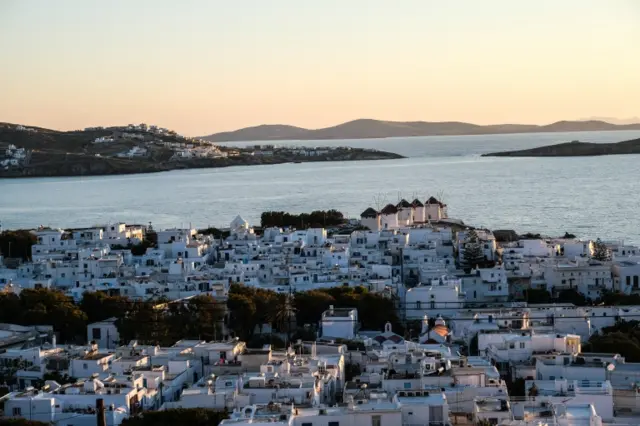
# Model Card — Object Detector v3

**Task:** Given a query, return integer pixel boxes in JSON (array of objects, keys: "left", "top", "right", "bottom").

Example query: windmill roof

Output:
[
  {"left": 411, "top": 199, "right": 424, "bottom": 207},
  {"left": 360, "top": 207, "right": 379, "bottom": 218},
  {"left": 380, "top": 204, "right": 398, "bottom": 215},
  {"left": 426, "top": 196, "right": 446, "bottom": 207},
  {"left": 396, "top": 199, "right": 412, "bottom": 209}
]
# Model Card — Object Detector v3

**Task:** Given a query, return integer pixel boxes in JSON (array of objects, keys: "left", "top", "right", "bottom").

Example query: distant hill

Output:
[
  {"left": 579, "top": 117, "right": 640, "bottom": 125},
  {"left": 202, "top": 119, "right": 640, "bottom": 142},
  {"left": 482, "top": 137, "right": 640, "bottom": 157}
]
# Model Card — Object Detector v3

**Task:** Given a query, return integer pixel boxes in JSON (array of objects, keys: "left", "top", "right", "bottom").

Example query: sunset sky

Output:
[{"left": 1, "top": 0, "right": 639, "bottom": 136}]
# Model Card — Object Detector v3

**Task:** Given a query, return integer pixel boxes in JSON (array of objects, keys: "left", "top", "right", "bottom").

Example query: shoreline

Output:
[{"left": 0, "top": 151, "right": 403, "bottom": 180}]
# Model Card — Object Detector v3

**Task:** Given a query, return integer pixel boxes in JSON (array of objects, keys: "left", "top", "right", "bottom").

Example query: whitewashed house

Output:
[
  {"left": 321, "top": 306, "right": 358, "bottom": 340},
  {"left": 404, "top": 275, "right": 464, "bottom": 319},
  {"left": 87, "top": 318, "right": 120, "bottom": 350}
]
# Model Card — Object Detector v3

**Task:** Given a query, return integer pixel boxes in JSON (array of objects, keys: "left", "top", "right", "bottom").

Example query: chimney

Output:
[{"left": 329, "top": 305, "right": 334, "bottom": 315}]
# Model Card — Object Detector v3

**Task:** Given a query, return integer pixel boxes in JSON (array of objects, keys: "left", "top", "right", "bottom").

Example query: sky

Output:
[{"left": 1, "top": 0, "right": 639, "bottom": 136}]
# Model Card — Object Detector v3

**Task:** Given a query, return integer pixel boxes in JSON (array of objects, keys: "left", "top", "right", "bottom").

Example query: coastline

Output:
[{"left": 0, "top": 149, "right": 404, "bottom": 179}]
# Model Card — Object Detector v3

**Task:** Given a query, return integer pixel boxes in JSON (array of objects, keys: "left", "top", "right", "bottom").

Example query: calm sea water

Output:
[{"left": 2, "top": 130, "right": 640, "bottom": 243}]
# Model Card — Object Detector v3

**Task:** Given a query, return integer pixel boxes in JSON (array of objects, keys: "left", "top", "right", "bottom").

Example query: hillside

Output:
[
  {"left": 0, "top": 123, "right": 402, "bottom": 178},
  {"left": 482, "top": 138, "right": 640, "bottom": 157},
  {"left": 202, "top": 119, "right": 640, "bottom": 142}
]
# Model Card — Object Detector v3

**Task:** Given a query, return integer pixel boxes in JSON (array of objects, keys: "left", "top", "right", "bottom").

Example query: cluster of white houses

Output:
[
  {"left": 1, "top": 143, "right": 28, "bottom": 169},
  {"left": 3, "top": 317, "right": 640, "bottom": 425},
  {"left": 2, "top": 199, "right": 640, "bottom": 424},
  {"left": 86, "top": 123, "right": 229, "bottom": 160}
]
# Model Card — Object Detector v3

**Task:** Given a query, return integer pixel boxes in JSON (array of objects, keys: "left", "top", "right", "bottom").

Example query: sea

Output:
[{"left": 1, "top": 130, "right": 640, "bottom": 244}]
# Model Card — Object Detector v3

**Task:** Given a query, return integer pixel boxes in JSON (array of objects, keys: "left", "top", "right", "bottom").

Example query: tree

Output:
[
  {"left": 260, "top": 210, "right": 345, "bottom": 229},
  {"left": 0, "top": 230, "right": 37, "bottom": 261},
  {"left": 269, "top": 294, "right": 296, "bottom": 345},
  {"left": 17, "top": 289, "right": 87, "bottom": 343},
  {"left": 586, "top": 320, "right": 640, "bottom": 362},
  {"left": 117, "top": 300, "right": 166, "bottom": 345},
  {"left": 357, "top": 292, "right": 400, "bottom": 331},
  {"left": 79, "top": 291, "right": 130, "bottom": 323},
  {"left": 461, "top": 230, "right": 484, "bottom": 273},
  {"left": 525, "top": 288, "right": 552, "bottom": 304},
  {"left": 293, "top": 290, "right": 335, "bottom": 327},
  {"left": 556, "top": 289, "right": 588, "bottom": 306},
  {"left": 592, "top": 238, "right": 611, "bottom": 261},
  {"left": 121, "top": 408, "right": 228, "bottom": 426},
  {"left": 177, "top": 295, "right": 225, "bottom": 341},
  {"left": 227, "top": 293, "right": 257, "bottom": 340}
]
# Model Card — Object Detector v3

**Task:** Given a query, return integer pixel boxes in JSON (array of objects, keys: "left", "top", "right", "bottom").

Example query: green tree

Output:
[
  {"left": 18, "top": 289, "right": 87, "bottom": 343},
  {"left": 586, "top": 321, "right": 640, "bottom": 362},
  {"left": 79, "top": 291, "right": 130, "bottom": 323},
  {"left": 0, "top": 230, "right": 37, "bottom": 261},
  {"left": 357, "top": 292, "right": 400, "bottom": 331},
  {"left": 556, "top": 289, "right": 588, "bottom": 306},
  {"left": 598, "top": 290, "right": 640, "bottom": 305},
  {"left": 461, "top": 230, "right": 484, "bottom": 273},
  {"left": 525, "top": 288, "right": 552, "bottom": 304},
  {"left": 269, "top": 294, "right": 296, "bottom": 345},
  {"left": 293, "top": 290, "right": 335, "bottom": 327},
  {"left": 0, "top": 292, "right": 21, "bottom": 323},
  {"left": 117, "top": 300, "right": 167, "bottom": 345},
  {"left": 592, "top": 238, "right": 611, "bottom": 261},
  {"left": 170, "top": 295, "right": 225, "bottom": 341},
  {"left": 227, "top": 293, "right": 257, "bottom": 340},
  {"left": 121, "top": 408, "right": 228, "bottom": 426}
]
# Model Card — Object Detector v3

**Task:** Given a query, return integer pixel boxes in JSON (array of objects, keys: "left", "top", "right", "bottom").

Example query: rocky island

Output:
[
  {"left": 0, "top": 123, "right": 403, "bottom": 178},
  {"left": 482, "top": 137, "right": 640, "bottom": 157}
]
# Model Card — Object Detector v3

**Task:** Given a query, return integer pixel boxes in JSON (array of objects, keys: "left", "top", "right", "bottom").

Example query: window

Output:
[
  {"left": 301, "top": 423, "right": 312, "bottom": 426},
  {"left": 92, "top": 328, "right": 102, "bottom": 339},
  {"left": 635, "top": 276, "right": 639, "bottom": 288},
  {"left": 627, "top": 276, "right": 632, "bottom": 286},
  {"left": 83, "top": 363, "right": 88, "bottom": 370},
  {"left": 12, "top": 407, "right": 21, "bottom": 416},
  {"left": 520, "top": 342, "right": 525, "bottom": 349},
  {"left": 371, "top": 415, "right": 382, "bottom": 426},
  {"left": 404, "top": 382, "right": 411, "bottom": 389},
  {"left": 416, "top": 301, "right": 421, "bottom": 309},
  {"left": 328, "top": 422, "right": 340, "bottom": 426}
]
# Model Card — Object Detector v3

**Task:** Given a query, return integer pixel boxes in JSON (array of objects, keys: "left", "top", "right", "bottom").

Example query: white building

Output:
[
  {"left": 404, "top": 275, "right": 464, "bottom": 319},
  {"left": 543, "top": 260, "right": 612, "bottom": 299},
  {"left": 321, "top": 306, "right": 358, "bottom": 340},
  {"left": 87, "top": 318, "right": 120, "bottom": 350}
]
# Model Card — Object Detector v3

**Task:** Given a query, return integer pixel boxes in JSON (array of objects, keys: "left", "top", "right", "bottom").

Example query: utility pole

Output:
[{"left": 96, "top": 398, "right": 106, "bottom": 426}]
